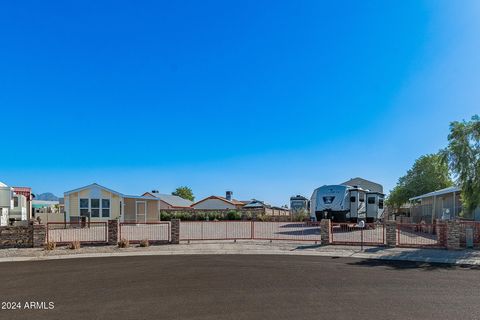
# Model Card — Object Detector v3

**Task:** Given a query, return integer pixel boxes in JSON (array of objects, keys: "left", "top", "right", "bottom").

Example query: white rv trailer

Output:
[
  {"left": 310, "top": 185, "right": 384, "bottom": 223},
  {"left": 0, "top": 181, "right": 13, "bottom": 226}
]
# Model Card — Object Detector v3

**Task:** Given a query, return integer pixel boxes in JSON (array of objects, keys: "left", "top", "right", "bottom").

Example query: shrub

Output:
[
  {"left": 139, "top": 239, "right": 149, "bottom": 247},
  {"left": 195, "top": 212, "right": 206, "bottom": 221},
  {"left": 118, "top": 238, "right": 129, "bottom": 248},
  {"left": 226, "top": 210, "right": 241, "bottom": 220},
  {"left": 44, "top": 241, "right": 56, "bottom": 251},
  {"left": 207, "top": 211, "right": 221, "bottom": 221},
  {"left": 160, "top": 211, "right": 173, "bottom": 221},
  {"left": 69, "top": 241, "right": 81, "bottom": 250}
]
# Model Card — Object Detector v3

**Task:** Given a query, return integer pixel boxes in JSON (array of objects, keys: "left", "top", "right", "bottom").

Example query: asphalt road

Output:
[{"left": 0, "top": 255, "right": 479, "bottom": 320}]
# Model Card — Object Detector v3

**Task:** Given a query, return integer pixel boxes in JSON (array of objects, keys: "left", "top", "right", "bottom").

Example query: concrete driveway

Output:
[{"left": 0, "top": 255, "right": 479, "bottom": 320}]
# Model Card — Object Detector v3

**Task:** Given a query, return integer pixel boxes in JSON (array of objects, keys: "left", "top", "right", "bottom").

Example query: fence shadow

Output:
[
  {"left": 346, "top": 258, "right": 480, "bottom": 271},
  {"left": 276, "top": 229, "right": 321, "bottom": 236}
]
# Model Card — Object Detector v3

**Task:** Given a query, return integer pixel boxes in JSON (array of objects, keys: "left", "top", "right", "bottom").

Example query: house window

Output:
[
  {"left": 359, "top": 194, "right": 365, "bottom": 202},
  {"left": 80, "top": 198, "right": 89, "bottom": 216},
  {"left": 79, "top": 198, "right": 111, "bottom": 218},
  {"left": 102, "top": 199, "right": 110, "bottom": 217},
  {"left": 90, "top": 199, "right": 100, "bottom": 217},
  {"left": 367, "top": 197, "right": 375, "bottom": 204}
]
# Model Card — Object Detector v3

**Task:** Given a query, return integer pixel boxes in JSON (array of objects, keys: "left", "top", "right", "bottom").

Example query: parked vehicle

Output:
[{"left": 310, "top": 185, "right": 384, "bottom": 223}]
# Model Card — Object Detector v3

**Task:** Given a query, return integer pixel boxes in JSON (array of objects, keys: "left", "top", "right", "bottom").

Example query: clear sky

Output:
[{"left": 1, "top": 1, "right": 479, "bottom": 205}]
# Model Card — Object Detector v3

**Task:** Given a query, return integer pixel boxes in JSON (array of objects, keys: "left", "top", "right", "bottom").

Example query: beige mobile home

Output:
[{"left": 64, "top": 183, "right": 161, "bottom": 223}]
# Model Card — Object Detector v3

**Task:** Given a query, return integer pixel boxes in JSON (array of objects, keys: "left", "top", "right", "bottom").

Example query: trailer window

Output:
[
  {"left": 359, "top": 194, "right": 365, "bottom": 202},
  {"left": 323, "top": 196, "right": 335, "bottom": 204},
  {"left": 379, "top": 199, "right": 384, "bottom": 209},
  {"left": 368, "top": 197, "right": 375, "bottom": 204},
  {"left": 350, "top": 196, "right": 356, "bottom": 202}
]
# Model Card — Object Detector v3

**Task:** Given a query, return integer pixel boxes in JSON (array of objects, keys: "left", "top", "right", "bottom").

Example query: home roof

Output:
[
  {"left": 192, "top": 195, "right": 245, "bottom": 207},
  {"left": 123, "top": 194, "right": 159, "bottom": 200},
  {"left": 341, "top": 177, "right": 383, "bottom": 193},
  {"left": 64, "top": 183, "right": 124, "bottom": 197},
  {"left": 409, "top": 186, "right": 461, "bottom": 201},
  {"left": 243, "top": 199, "right": 270, "bottom": 208},
  {"left": 143, "top": 192, "right": 193, "bottom": 207}
]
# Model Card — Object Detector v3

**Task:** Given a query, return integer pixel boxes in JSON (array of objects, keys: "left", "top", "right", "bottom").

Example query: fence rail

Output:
[
  {"left": 119, "top": 222, "right": 171, "bottom": 243},
  {"left": 331, "top": 223, "right": 385, "bottom": 245},
  {"left": 397, "top": 223, "right": 446, "bottom": 248},
  {"left": 46, "top": 222, "right": 108, "bottom": 244},
  {"left": 179, "top": 221, "right": 321, "bottom": 242}
]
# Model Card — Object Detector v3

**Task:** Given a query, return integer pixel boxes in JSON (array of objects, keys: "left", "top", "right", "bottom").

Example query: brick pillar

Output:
[
  {"left": 320, "top": 219, "right": 331, "bottom": 245},
  {"left": 32, "top": 224, "right": 46, "bottom": 248},
  {"left": 108, "top": 219, "right": 119, "bottom": 245},
  {"left": 446, "top": 220, "right": 461, "bottom": 250},
  {"left": 171, "top": 219, "right": 180, "bottom": 244},
  {"left": 385, "top": 221, "right": 397, "bottom": 247},
  {"left": 436, "top": 220, "right": 447, "bottom": 247}
]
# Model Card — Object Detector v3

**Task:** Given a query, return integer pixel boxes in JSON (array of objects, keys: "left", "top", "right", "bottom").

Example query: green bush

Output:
[{"left": 226, "top": 210, "right": 241, "bottom": 220}]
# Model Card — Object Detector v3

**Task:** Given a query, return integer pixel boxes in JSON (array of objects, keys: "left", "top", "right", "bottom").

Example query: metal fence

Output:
[
  {"left": 459, "top": 221, "right": 480, "bottom": 248},
  {"left": 46, "top": 222, "right": 108, "bottom": 244},
  {"left": 397, "top": 223, "right": 446, "bottom": 248},
  {"left": 119, "top": 222, "right": 171, "bottom": 244},
  {"left": 179, "top": 221, "right": 321, "bottom": 242},
  {"left": 331, "top": 223, "right": 385, "bottom": 245}
]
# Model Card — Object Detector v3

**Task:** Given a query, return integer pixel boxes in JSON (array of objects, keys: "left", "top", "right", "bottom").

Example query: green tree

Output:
[
  {"left": 172, "top": 186, "right": 195, "bottom": 202},
  {"left": 444, "top": 115, "right": 480, "bottom": 216},
  {"left": 386, "top": 153, "right": 452, "bottom": 208}
]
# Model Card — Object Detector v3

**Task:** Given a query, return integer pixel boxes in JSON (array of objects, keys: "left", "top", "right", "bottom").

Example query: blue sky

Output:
[{"left": 1, "top": 1, "right": 479, "bottom": 205}]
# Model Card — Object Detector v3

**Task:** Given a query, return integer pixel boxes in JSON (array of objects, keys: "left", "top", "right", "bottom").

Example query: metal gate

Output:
[
  {"left": 119, "top": 222, "right": 171, "bottom": 244},
  {"left": 331, "top": 223, "right": 385, "bottom": 246},
  {"left": 396, "top": 223, "right": 447, "bottom": 248},
  {"left": 46, "top": 222, "right": 108, "bottom": 244},
  {"left": 179, "top": 221, "right": 321, "bottom": 242}
]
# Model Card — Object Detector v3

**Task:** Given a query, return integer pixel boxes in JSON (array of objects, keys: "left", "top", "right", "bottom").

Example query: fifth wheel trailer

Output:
[
  {"left": 310, "top": 184, "right": 384, "bottom": 223},
  {"left": 0, "top": 181, "right": 13, "bottom": 226}
]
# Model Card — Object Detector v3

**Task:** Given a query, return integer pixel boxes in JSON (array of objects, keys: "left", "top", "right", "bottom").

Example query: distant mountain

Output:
[{"left": 35, "top": 192, "right": 59, "bottom": 201}]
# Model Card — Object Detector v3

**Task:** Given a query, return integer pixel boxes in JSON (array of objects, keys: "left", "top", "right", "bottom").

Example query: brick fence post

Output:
[
  {"left": 171, "top": 219, "right": 180, "bottom": 244},
  {"left": 446, "top": 220, "right": 461, "bottom": 250},
  {"left": 320, "top": 219, "right": 331, "bottom": 245},
  {"left": 108, "top": 219, "right": 119, "bottom": 245},
  {"left": 32, "top": 223, "right": 46, "bottom": 248},
  {"left": 385, "top": 221, "right": 397, "bottom": 247},
  {"left": 436, "top": 219, "right": 447, "bottom": 247}
]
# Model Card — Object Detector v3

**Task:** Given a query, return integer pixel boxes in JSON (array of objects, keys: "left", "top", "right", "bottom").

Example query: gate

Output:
[
  {"left": 119, "top": 222, "right": 171, "bottom": 244},
  {"left": 459, "top": 221, "right": 480, "bottom": 248},
  {"left": 397, "top": 223, "right": 447, "bottom": 248},
  {"left": 46, "top": 222, "right": 108, "bottom": 244},
  {"left": 331, "top": 223, "right": 385, "bottom": 246},
  {"left": 179, "top": 221, "right": 321, "bottom": 242}
]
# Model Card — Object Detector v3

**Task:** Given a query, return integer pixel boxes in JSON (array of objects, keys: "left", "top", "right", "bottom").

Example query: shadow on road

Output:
[{"left": 347, "top": 258, "right": 480, "bottom": 271}]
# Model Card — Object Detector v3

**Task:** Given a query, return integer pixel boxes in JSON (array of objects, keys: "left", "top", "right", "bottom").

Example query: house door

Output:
[{"left": 136, "top": 201, "right": 146, "bottom": 223}]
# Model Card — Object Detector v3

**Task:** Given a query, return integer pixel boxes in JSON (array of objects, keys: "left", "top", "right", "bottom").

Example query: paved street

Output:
[{"left": 0, "top": 255, "right": 479, "bottom": 320}]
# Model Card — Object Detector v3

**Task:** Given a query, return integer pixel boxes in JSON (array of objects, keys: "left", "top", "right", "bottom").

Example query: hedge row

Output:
[{"left": 159, "top": 210, "right": 309, "bottom": 222}]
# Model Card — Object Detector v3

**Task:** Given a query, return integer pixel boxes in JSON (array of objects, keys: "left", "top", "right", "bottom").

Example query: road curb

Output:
[{"left": 0, "top": 246, "right": 479, "bottom": 266}]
